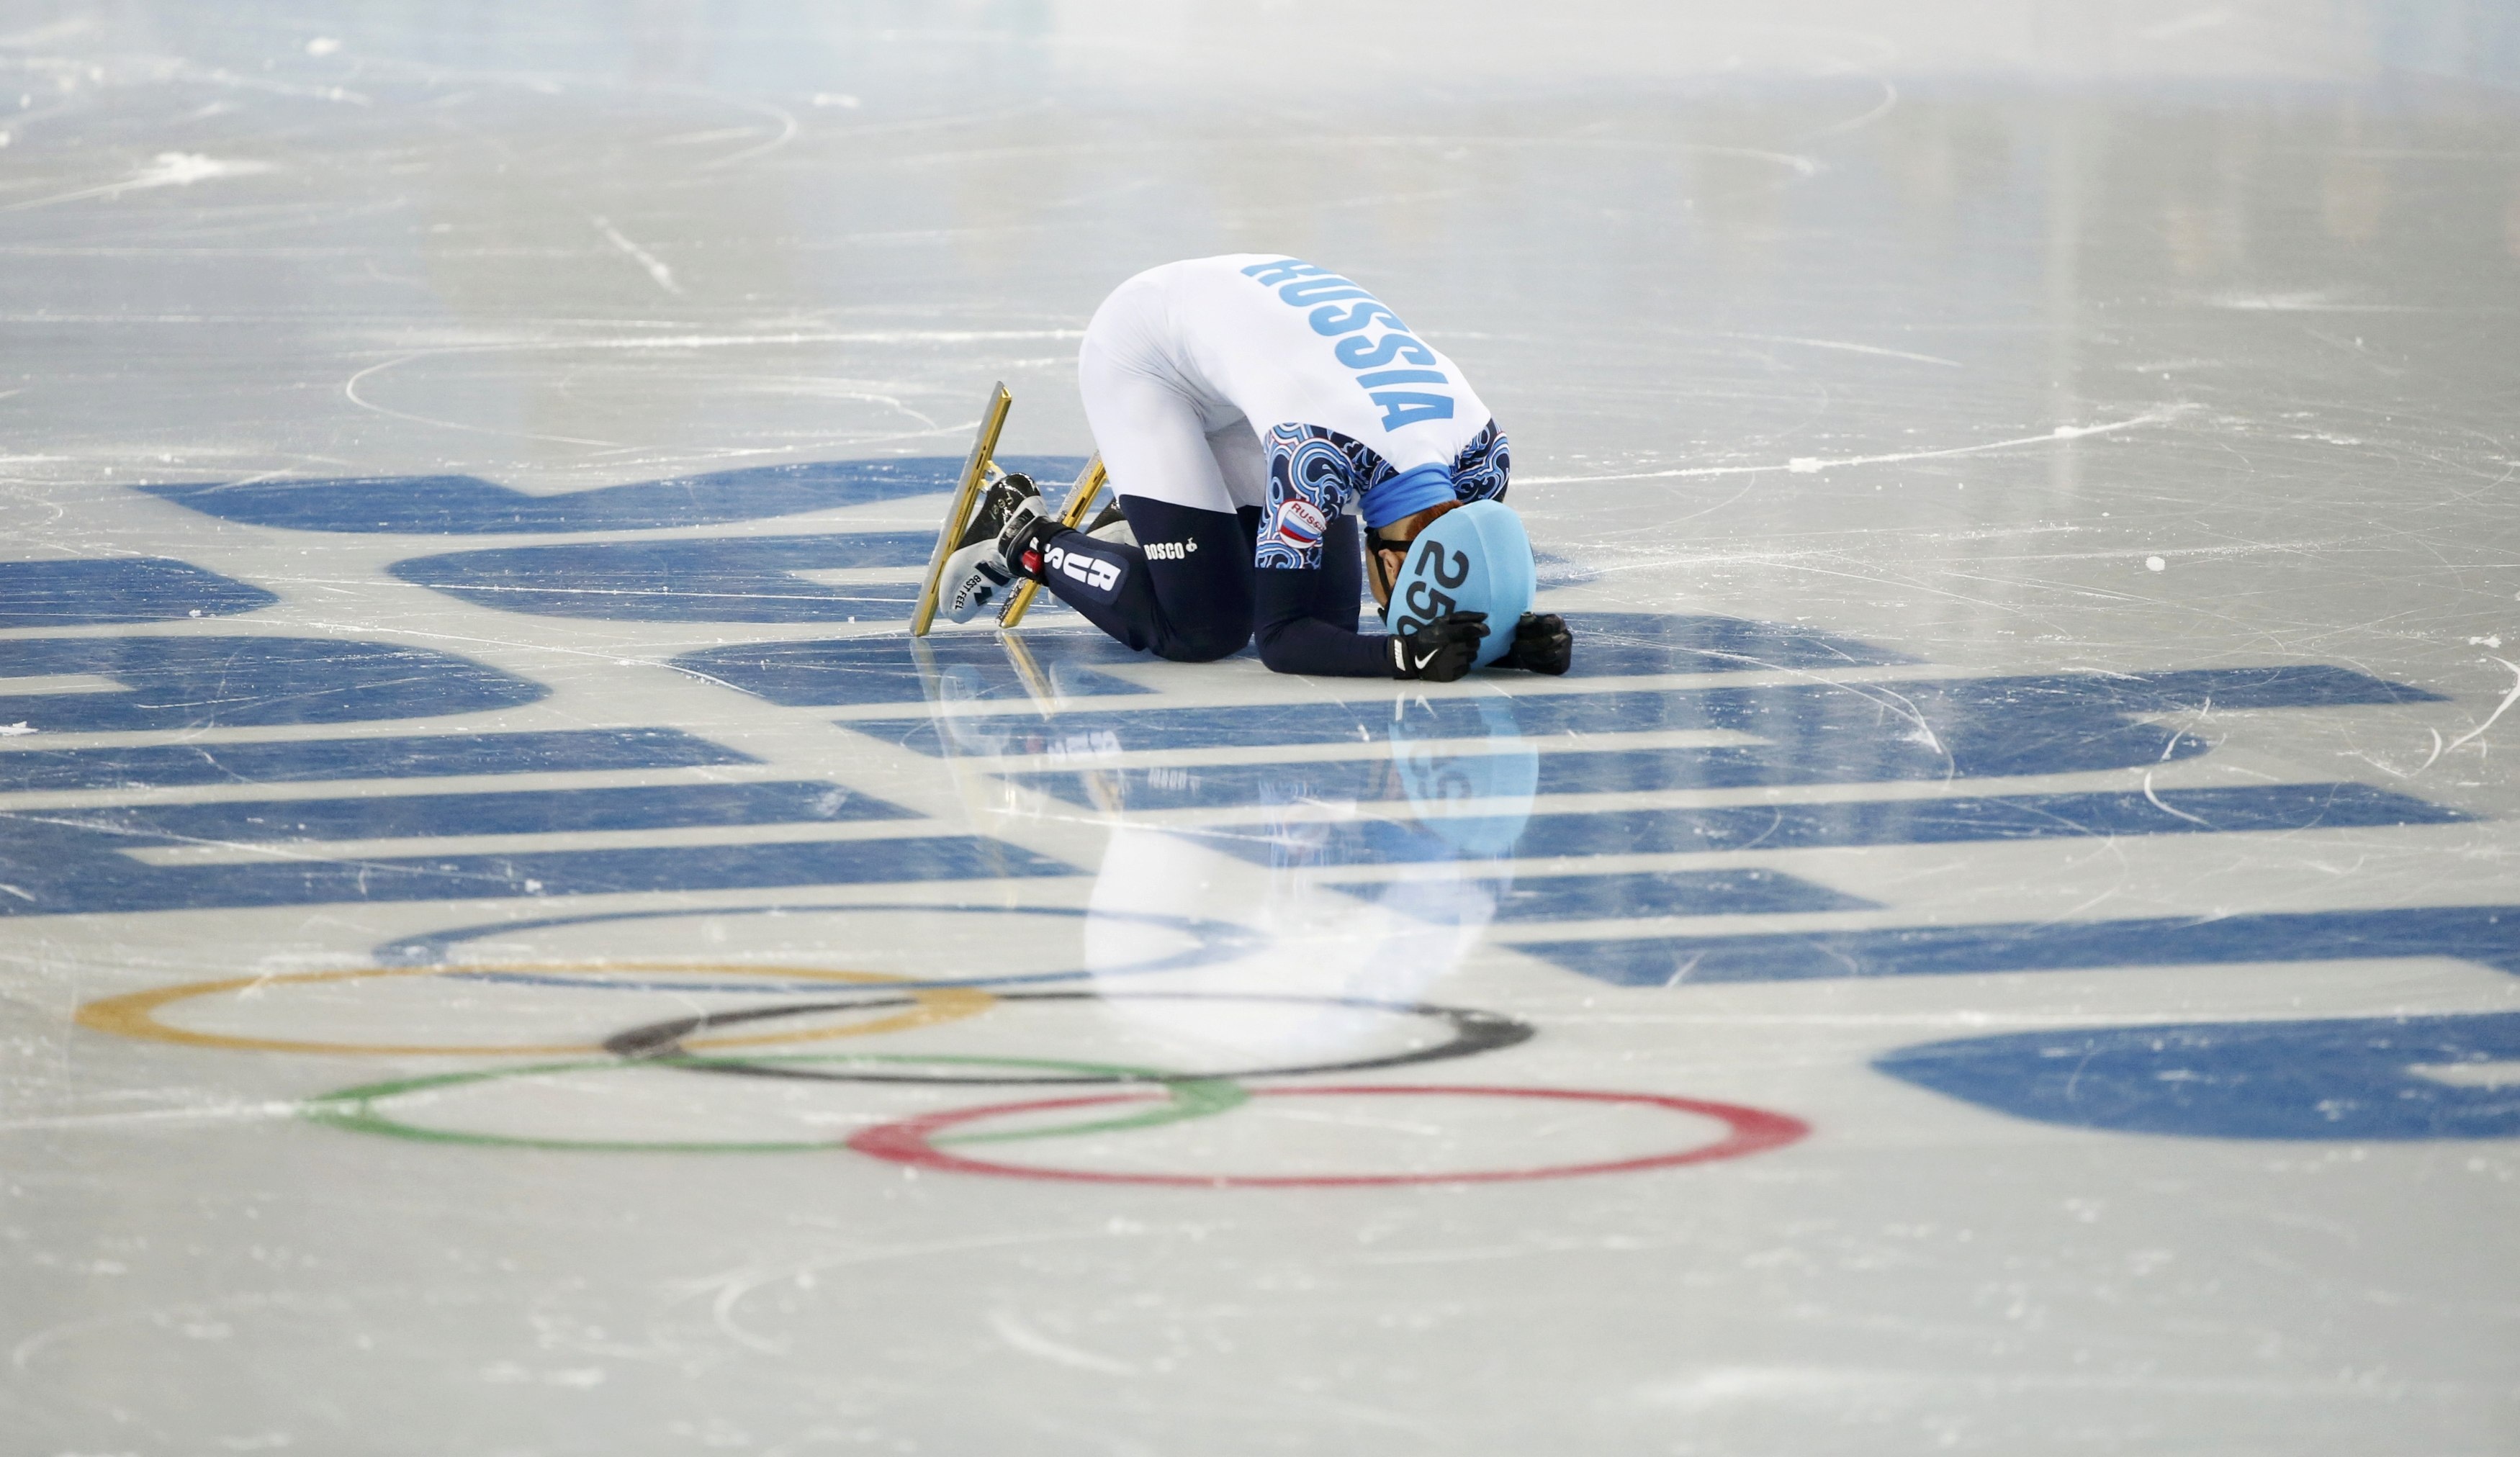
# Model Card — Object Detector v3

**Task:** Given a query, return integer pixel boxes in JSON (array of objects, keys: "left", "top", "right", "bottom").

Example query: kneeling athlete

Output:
[{"left": 939, "top": 254, "right": 1573, "bottom": 682}]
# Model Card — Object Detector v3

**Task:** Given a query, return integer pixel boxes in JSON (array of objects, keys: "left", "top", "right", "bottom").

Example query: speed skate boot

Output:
[{"left": 939, "top": 472, "right": 1048, "bottom": 624}]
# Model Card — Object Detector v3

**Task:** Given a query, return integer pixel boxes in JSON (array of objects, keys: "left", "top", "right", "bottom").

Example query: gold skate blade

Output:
[{"left": 910, "top": 381, "right": 1014, "bottom": 638}]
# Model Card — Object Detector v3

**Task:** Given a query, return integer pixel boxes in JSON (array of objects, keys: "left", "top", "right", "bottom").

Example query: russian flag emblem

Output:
[{"left": 1272, "top": 499, "right": 1328, "bottom": 549}]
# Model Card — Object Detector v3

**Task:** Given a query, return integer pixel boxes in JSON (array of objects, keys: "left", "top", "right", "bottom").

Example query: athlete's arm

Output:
[
  {"left": 1390, "top": 613, "right": 1488, "bottom": 681},
  {"left": 1251, "top": 572, "right": 1490, "bottom": 681},
  {"left": 1251, "top": 567, "right": 1391, "bottom": 677},
  {"left": 1246, "top": 419, "right": 1513, "bottom": 680}
]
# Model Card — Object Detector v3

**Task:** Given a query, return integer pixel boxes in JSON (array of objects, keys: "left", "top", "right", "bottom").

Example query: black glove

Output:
[
  {"left": 1389, "top": 611, "right": 1488, "bottom": 682},
  {"left": 1500, "top": 612, "right": 1572, "bottom": 675}
]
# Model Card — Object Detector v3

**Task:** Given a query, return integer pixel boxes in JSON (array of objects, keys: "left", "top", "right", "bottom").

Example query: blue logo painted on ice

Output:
[{"left": 12, "top": 466, "right": 2505, "bottom": 1146}]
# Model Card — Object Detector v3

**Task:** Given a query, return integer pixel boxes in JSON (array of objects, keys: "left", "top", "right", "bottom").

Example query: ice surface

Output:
[{"left": 3, "top": 2, "right": 2518, "bottom": 1453}]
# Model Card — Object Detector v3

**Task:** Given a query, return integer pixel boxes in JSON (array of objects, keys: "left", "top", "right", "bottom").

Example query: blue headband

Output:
[{"left": 1359, "top": 462, "right": 1454, "bottom": 530}]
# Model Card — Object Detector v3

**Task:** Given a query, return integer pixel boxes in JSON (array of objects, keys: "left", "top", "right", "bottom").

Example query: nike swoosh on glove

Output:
[
  {"left": 1389, "top": 611, "right": 1489, "bottom": 682},
  {"left": 1500, "top": 612, "right": 1573, "bottom": 675}
]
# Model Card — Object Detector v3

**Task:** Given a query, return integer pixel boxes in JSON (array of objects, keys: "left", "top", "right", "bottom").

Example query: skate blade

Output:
[{"left": 911, "top": 381, "right": 1013, "bottom": 638}]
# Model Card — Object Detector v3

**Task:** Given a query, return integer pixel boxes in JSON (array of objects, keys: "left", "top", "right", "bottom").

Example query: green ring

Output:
[{"left": 302, "top": 1053, "right": 1246, "bottom": 1153}]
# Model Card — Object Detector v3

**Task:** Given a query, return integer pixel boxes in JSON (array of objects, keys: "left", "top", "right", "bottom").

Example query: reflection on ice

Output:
[
  {"left": 680, "top": 628, "right": 1151, "bottom": 709},
  {"left": 1387, "top": 867, "right": 1879, "bottom": 923},
  {"left": 1061, "top": 691, "right": 1541, "bottom": 1063},
  {"left": 1083, "top": 826, "right": 1503, "bottom": 1062},
  {"left": 990, "top": 662, "right": 2441, "bottom": 814},
  {"left": 669, "top": 610, "right": 1920, "bottom": 708}
]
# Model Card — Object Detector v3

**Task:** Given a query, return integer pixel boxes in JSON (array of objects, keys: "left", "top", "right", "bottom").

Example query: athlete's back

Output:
[{"left": 1093, "top": 254, "right": 1495, "bottom": 479}]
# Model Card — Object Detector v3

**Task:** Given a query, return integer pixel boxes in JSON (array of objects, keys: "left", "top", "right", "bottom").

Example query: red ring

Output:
[{"left": 845, "top": 1083, "right": 1809, "bottom": 1188}]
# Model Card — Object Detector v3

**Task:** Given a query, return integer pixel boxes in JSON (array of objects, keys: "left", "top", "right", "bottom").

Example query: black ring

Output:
[{"left": 603, "top": 990, "right": 1534, "bottom": 1084}]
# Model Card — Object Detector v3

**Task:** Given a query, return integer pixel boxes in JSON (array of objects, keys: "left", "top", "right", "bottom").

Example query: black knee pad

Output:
[{"left": 1158, "top": 619, "right": 1253, "bottom": 663}]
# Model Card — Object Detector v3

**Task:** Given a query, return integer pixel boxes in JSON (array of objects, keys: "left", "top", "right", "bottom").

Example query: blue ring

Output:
[{"left": 373, "top": 902, "right": 1268, "bottom": 992}]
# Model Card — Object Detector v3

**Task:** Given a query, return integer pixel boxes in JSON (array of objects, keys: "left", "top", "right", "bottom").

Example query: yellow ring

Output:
[{"left": 74, "top": 962, "right": 994, "bottom": 1057}]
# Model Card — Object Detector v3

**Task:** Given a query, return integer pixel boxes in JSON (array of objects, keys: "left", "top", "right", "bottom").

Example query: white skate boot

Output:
[{"left": 937, "top": 472, "right": 1048, "bottom": 624}]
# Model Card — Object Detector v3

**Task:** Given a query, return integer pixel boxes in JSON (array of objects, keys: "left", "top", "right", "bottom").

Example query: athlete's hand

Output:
[
  {"left": 1389, "top": 611, "right": 1489, "bottom": 682},
  {"left": 1500, "top": 613, "right": 1572, "bottom": 675}
]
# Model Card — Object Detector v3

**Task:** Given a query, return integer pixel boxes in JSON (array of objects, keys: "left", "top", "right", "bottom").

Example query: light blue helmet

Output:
[{"left": 1380, "top": 500, "right": 1536, "bottom": 669}]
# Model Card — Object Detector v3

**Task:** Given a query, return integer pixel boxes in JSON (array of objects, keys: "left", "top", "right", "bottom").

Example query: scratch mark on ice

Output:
[
  {"left": 344, "top": 354, "right": 624, "bottom": 448},
  {"left": 668, "top": 1231, "right": 1106, "bottom": 1355},
  {"left": 1806, "top": 77, "right": 1899, "bottom": 140},
  {"left": 0, "top": 1101, "right": 299, "bottom": 1132},
  {"left": 986, "top": 1310, "right": 1137, "bottom": 1376},
  {"left": 590, "top": 215, "right": 683, "bottom": 295},
  {"left": 1518, "top": 405, "right": 2188, "bottom": 485},
  {"left": 1727, "top": 332, "right": 1958, "bottom": 368},
  {"left": 2443, "top": 659, "right": 2520, "bottom": 754},
  {"left": 2416, "top": 726, "right": 2445, "bottom": 775},
  {"left": 2141, "top": 771, "right": 2212, "bottom": 826},
  {"left": 696, "top": 96, "right": 798, "bottom": 170},
  {"left": 1639, "top": 1363, "right": 2469, "bottom": 1406},
  {"left": 3, "top": 153, "right": 276, "bottom": 212}
]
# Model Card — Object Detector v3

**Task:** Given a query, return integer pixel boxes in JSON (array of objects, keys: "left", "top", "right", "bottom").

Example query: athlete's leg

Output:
[
  {"left": 1030, "top": 329, "right": 1258, "bottom": 660},
  {"left": 1032, "top": 495, "right": 1360, "bottom": 664},
  {"left": 1197, "top": 410, "right": 1367, "bottom": 634},
  {"left": 1034, "top": 495, "right": 1251, "bottom": 662}
]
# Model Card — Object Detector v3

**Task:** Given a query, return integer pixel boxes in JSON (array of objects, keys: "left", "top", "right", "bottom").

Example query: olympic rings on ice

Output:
[
  {"left": 304, "top": 1053, "right": 1246, "bottom": 1153},
  {"left": 374, "top": 903, "right": 1267, "bottom": 987},
  {"left": 82, "top": 917, "right": 1812, "bottom": 1187},
  {"left": 75, "top": 962, "right": 991, "bottom": 1057},
  {"left": 601, "top": 990, "right": 1534, "bottom": 1083},
  {"left": 845, "top": 1084, "right": 1812, "bottom": 1187}
]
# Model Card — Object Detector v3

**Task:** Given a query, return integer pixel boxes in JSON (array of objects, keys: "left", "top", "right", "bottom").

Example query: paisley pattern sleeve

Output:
[
  {"left": 1257, "top": 425, "right": 1392, "bottom": 569},
  {"left": 1450, "top": 420, "right": 1511, "bottom": 503}
]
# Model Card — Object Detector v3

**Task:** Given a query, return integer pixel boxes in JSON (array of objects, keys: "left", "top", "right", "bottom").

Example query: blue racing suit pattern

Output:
[
  {"left": 1254, "top": 420, "right": 1511, "bottom": 569},
  {"left": 1450, "top": 419, "right": 1511, "bottom": 505}
]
